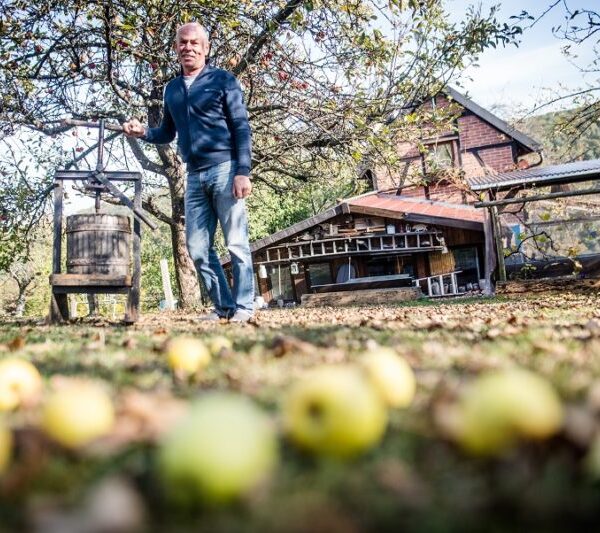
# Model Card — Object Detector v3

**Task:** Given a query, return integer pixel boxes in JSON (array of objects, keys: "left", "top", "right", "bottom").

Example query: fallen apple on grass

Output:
[
  {"left": 158, "top": 392, "right": 278, "bottom": 505},
  {"left": 360, "top": 347, "right": 416, "bottom": 408},
  {"left": 0, "top": 420, "right": 12, "bottom": 474},
  {"left": 42, "top": 383, "right": 115, "bottom": 449},
  {"left": 0, "top": 358, "right": 43, "bottom": 411},
  {"left": 207, "top": 335, "right": 233, "bottom": 357},
  {"left": 452, "top": 368, "right": 564, "bottom": 456},
  {"left": 166, "top": 337, "right": 211, "bottom": 377},
  {"left": 282, "top": 366, "right": 388, "bottom": 459}
]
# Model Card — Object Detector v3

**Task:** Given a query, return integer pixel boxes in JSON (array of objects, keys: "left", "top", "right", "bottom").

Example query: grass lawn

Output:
[{"left": 1, "top": 292, "right": 600, "bottom": 532}]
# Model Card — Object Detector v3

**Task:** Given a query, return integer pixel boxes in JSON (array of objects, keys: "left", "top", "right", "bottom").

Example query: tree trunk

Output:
[
  {"left": 171, "top": 218, "right": 202, "bottom": 309},
  {"left": 14, "top": 291, "right": 26, "bottom": 317},
  {"left": 168, "top": 166, "right": 202, "bottom": 309},
  {"left": 154, "top": 145, "right": 205, "bottom": 310}
]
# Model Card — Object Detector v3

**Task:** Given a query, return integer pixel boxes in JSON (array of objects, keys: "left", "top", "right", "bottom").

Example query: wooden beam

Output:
[
  {"left": 403, "top": 213, "right": 483, "bottom": 231},
  {"left": 301, "top": 287, "right": 421, "bottom": 307},
  {"left": 50, "top": 274, "right": 132, "bottom": 287},
  {"left": 489, "top": 206, "right": 506, "bottom": 282},
  {"left": 475, "top": 186, "right": 600, "bottom": 208}
]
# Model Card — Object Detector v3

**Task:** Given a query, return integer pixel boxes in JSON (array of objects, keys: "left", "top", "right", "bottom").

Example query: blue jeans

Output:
[{"left": 185, "top": 160, "right": 254, "bottom": 317}]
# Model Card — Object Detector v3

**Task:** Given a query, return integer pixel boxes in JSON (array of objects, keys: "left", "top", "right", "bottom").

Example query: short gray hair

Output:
[{"left": 176, "top": 22, "right": 209, "bottom": 44}]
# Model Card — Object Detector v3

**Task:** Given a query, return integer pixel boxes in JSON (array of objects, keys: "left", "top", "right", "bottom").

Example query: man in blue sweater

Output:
[{"left": 123, "top": 22, "right": 254, "bottom": 322}]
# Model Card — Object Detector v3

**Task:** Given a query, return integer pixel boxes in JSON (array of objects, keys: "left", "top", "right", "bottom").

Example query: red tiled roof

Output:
[{"left": 347, "top": 193, "right": 485, "bottom": 224}]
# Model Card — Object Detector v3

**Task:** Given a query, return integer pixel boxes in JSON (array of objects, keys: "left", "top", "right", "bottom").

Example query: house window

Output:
[
  {"left": 268, "top": 265, "right": 295, "bottom": 301},
  {"left": 307, "top": 263, "right": 332, "bottom": 287},
  {"left": 359, "top": 169, "right": 375, "bottom": 191},
  {"left": 425, "top": 141, "right": 456, "bottom": 173},
  {"left": 452, "top": 247, "right": 480, "bottom": 285}
]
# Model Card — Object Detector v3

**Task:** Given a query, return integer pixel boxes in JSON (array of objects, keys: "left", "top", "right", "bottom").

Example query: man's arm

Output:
[
  {"left": 223, "top": 84, "right": 252, "bottom": 175},
  {"left": 123, "top": 96, "right": 176, "bottom": 144},
  {"left": 224, "top": 79, "right": 252, "bottom": 198}
]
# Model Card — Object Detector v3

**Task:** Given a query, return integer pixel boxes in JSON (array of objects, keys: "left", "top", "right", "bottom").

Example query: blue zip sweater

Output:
[{"left": 143, "top": 64, "right": 252, "bottom": 176}]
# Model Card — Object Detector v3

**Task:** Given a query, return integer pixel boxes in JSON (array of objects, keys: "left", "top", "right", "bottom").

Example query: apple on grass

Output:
[
  {"left": 360, "top": 347, "right": 416, "bottom": 408},
  {"left": 282, "top": 366, "right": 388, "bottom": 459},
  {"left": 166, "top": 337, "right": 211, "bottom": 378},
  {"left": 158, "top": 392, "right": 278, "bottom": 505},
  {"left": 42, "top": 383, "right": 115, "bottom": 449},
  {"left": 0, "top": 420, "right": 12, "bottom": 474},
  {"left": 0, "top": 358, "right": 43, "bottom": 411},
  {"left": 453, "top": 368, "right": 564, "bottom": 456},
  {"left": 207, "top": 336, "right": 233, "bottom": 357}
]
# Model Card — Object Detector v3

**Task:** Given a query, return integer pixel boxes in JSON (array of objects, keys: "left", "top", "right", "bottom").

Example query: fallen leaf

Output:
[{"left": 8, "top": 336, "right": 26, "bottom": 351}]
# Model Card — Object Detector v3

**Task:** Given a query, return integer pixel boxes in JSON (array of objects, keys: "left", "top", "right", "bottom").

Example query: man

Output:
[{"left": 123, "top": 22, "right": 254, "bottom": 323}]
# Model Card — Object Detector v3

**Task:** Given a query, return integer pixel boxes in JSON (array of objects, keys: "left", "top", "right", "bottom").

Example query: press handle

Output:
[{"left": 62, "top": 118, "right": 124, "bottom": 132}]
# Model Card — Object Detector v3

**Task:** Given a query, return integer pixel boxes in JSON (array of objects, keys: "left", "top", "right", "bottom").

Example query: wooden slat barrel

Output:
[{"left": 66, "top": 214, "right": 131, "bottom": 275}]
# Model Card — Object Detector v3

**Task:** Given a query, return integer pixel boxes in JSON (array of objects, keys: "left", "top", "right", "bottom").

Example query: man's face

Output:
[{"left": 175, "top": 26, "right": 210, "bottom": 75}]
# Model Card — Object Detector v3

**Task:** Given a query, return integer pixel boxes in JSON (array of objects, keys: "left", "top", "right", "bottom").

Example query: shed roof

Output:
[
  {"left": 246, "top": 192, "right": 484, "bottom": 254},
  {"left": 347, "top": 193, "right": 484, "bottom": 230},
  {"left": 468, "top": 159, "right": 600, "bottom": 192}
]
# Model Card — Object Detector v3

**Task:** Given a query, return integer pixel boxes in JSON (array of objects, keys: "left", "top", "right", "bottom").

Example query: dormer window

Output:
[{"left": 425, "top": 141, "right": 456, "bottom": 173}]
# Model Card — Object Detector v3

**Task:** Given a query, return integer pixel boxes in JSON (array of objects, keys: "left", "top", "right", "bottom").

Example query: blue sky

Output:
[{"left": 450, "top": 0, "right": 597, "bottom": 117}]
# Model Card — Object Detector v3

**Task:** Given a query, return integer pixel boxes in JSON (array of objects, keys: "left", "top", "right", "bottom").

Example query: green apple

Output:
[
  {"left": 360, "top": 347, "right": 416, "bottom": 408},
  {"left": 207, "top": 335, "right": 233, "bottom": 356},
  {"left": 0, "top": 420, "right": 12, "bottom": 474},
  {"left": 500, "top": 369, "right": 563, "bottom": 439},
  {"left": 282, "top": 366, "right": 388, "bottom": 459},
  {"left": 455, "top": 368, "right": 563, "bottom": 456},
  {"left": 166, "top": 337, "right": 211, "bottom": 376},
  {"left": 42, "top": 383, "right": 115, "bottom": 448},
  {"left": 158, "top": 392, "right": 278, "bottom": 505},
  {"left": 0, "top": 358, "right": 43, "bottom": 411}
]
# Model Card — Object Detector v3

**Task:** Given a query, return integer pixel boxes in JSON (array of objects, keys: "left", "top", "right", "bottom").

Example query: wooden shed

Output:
[{"left": 222, "top": 191, "right": 486, "bottom": 305}]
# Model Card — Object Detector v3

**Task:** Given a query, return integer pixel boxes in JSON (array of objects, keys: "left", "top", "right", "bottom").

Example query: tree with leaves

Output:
[
  {"left": 0, "top": 0, "right": 521, "bottom": 308},
  {"left": 514, "top": 2, "right": 600, "bottom": 160}
]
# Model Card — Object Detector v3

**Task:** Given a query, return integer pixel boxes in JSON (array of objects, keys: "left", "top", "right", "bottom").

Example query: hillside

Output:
[{"left": 517, "top": 108, "right": 600, "bottom": 164}]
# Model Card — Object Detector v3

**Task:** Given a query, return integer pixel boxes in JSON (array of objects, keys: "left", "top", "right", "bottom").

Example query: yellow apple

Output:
[
  {"left": 282, "top": 366, "right": 388, "bottom": 459},
  {"left": 166, "top": 337, "right": 211, "bottom": 376},
  {"left": 0, "top": 358, "right": 43, "bottom": 411},
  {"left": 454, "top": 368, "right": 563, "bottom": 456},
  {"left": 42, "top": 383, "right": 115, "bottom": 448},
  {"left": 360, "top": 347, "right": 416, "bottom": 408},
  {"left": 0, "top": 420, "right": 12, "bottom": 474},
  {"left": 501, "top": 369, "right": 563, "bottom": 439},
  {"left": 158, "top": 392, "right": 278, "bottom": 505},
  {"left": 207, "top": 335, "right": 233, "bottom": 356}
]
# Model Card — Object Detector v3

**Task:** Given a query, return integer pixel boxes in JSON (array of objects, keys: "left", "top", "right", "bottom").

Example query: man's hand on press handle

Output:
[
  {"left": 122, "top": 118, "right": 146, "bottom": 138},
  {"left": 233, "top": 175, "right": 252, "bottom": 199},
  {"left": 122, "top": 118, "right": 251, "bottom": 199}
]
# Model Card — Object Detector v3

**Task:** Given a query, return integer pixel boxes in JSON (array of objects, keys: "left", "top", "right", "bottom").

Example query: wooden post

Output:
[
  {"left": 49, "top": 180, "right": 69, "bottom": 323},
  {"left": 160, "top": 258, "right": 176, "bottom": 311},
  {"left": 490, "top": 205, "right": 507, "bottom": 283},
  {"left": 125, "top": 178, "right": 142, "bottom": 323},
  {"left": 482, "top": 202, "right": 497, "bottom": 296},
  {"left": 68, "top": 295, "right": 78, "bottom": 319}
]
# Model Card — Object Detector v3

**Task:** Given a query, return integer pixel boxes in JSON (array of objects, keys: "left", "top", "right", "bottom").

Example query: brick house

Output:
[
  {"left": 222, "top": 88, "right": 543, "bottom": 305},
  {"left": 369, "top": 87, "right": 542, "bottom": 198}
]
